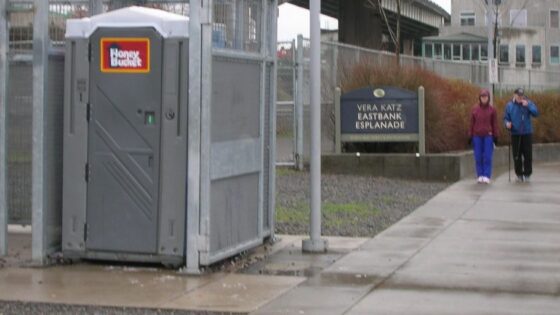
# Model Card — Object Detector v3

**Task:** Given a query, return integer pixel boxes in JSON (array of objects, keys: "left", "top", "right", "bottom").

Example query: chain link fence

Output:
[
  {"left": 275, "top": 39, "right": 296, "bottom": 165},
  {"left": 280, "top": 37, "right": 560, "bottom": 165}
]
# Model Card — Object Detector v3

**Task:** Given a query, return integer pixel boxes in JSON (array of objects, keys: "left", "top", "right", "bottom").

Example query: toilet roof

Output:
[{"left": 66, "top": 6, "right": 189, "bottom": 39}]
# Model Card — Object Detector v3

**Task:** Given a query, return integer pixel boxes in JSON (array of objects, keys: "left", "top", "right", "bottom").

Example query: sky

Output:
[{"left": 277, "top": 0, "right": 452, "bottom": 41}]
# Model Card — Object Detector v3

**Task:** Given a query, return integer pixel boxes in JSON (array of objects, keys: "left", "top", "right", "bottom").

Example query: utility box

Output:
[{"left": 62, "top": 6, "right": 276, "bottom": 270}]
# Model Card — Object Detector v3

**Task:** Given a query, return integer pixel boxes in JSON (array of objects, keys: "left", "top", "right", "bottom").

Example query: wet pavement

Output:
[{"left": 1, "top": 163, "right": 560, "bottom": 314}]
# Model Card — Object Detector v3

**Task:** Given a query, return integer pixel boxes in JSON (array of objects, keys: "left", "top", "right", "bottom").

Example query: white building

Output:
[{"left": 423, "top": 0, "right": 560, "bottom": 72}]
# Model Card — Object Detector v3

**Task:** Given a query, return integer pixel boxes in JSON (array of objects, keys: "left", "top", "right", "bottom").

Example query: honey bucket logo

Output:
[{"left": 101, "top": 38, "right": 150, "bottom": 73}]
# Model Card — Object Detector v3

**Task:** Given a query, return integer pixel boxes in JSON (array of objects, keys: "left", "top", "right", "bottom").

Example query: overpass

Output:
[{"left": 280, "top": 0, "right": 450, "bottom": 55}]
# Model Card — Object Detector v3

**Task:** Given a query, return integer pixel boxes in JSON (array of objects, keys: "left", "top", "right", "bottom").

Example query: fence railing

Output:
[{"left": 274, "top": 36, "right": 560, "bottom": 164}]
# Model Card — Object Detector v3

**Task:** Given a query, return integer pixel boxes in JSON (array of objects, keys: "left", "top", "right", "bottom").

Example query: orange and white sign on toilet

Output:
[{"left": 100, "top": 38, "right": 150, "bottom": 73}]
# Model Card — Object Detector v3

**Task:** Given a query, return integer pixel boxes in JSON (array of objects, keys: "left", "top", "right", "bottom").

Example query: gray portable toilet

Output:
[{"left": 62, "top": 6, "right": 276, "bottom": 270}]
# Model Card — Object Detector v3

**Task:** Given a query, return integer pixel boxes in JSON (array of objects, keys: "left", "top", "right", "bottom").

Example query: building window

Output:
[
  {"left": 462, "top": 44, "right": 472, "bottom": 61},
  {"left": 481, "top": 44, "right": 488, "bottom": 61},
  {"left": 444, "top": 44, "right": 452, "bottom": 60},
  {"left": 499, "top": 44, "right": 509, "bottom": 63},
  {"left": 461, "top": 12, "right": 476, "bottom": 26},
  {"left": 472, "top": 44, "right": 480, "bottom": 61},
  {"left": 551, "top": 45, "right": 560, "bottom": 65},
  {"left": 532, "top": 45, "right": 541, "bottom": 64},
  {"left": 551, "top": 10, "right": 559, "bottom": 28},
  {"left": 453, "top": 44, "right": 461, "bottom": 60},
  {"left": 516, "top": 45, "right": 525, "bottom": 64},
  {"left": 424, "top": 43, "right": 433, "bottom": 58},
  {"left": 510, "top": 9, "right": 527, "bottom": 27},
  {"left": 434, "top": 43, "right": 442, "bottom": 59}
]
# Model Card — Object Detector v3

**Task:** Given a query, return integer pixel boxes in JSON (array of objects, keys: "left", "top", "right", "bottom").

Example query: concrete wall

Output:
[{"left": 322, "top": 143, "right": 560, "bottom": 182}]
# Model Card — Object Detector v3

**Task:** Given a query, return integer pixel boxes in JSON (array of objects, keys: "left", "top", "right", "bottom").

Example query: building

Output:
[{"left": 423, "top": 0, "right": 560, "bottom": 72}]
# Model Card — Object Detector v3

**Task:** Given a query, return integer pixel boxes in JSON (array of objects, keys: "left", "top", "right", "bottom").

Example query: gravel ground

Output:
[
  {"left": 0, "top": 301, "right": 245, "bottom": 315},
  {"left": 275, "top": 169, "right": 450, "bottom": 237}
]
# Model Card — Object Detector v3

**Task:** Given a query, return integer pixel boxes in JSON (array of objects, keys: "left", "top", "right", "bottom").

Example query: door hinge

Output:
[
  {"left": 86, "top": 103, "right": 91, "bottom": 122},
  {"left": 83, "top": 223, "right": 88, "bottom": 241},
  {"left": 85, "top": 163, "right": 90, "bottom": 182}
]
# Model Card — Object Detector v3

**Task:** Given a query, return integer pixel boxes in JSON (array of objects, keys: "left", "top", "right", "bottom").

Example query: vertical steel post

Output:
[
  {"left": 486, "top": 4, "right": 495, "bottom": 103},
  {"left": 334, "top": 87, "right": 341, "bottom": 154},
  {"left": 295, "top": 34, "right": 304, "bottom": 170},
  {"left": 0, "top": 0, "right": 9, "bottom": 256},
  {"left": 302, "top": 0, "right": 326, "bottom": 253},
  {"left": 31, "top": 0, "right": 49, "bottom": 264},
  {"left": 418, "top": 86, "right": 425, "bottom": 155}
]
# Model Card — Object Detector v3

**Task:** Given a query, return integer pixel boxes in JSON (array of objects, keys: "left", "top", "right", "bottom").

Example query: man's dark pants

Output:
[{"left": 511, "top": 134, "right": 533, "bottom": 177}]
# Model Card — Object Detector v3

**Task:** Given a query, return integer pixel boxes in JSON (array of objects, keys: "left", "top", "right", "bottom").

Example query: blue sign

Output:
[{"left": 340, "top": 87, "right": 418, "bottom": 134}]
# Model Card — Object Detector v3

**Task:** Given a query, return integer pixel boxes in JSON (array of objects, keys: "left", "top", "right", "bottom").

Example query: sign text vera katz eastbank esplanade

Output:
[{"left": 340, "top": 87, "right": 419, "bottom": 134}]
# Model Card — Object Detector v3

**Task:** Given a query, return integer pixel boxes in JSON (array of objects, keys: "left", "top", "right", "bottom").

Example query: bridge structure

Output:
[{"left": 280, "top": 0, "right": 450, "bottom": 55}]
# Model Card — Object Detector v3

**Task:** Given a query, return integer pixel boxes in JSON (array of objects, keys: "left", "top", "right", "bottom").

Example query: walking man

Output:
[{"left": 504, "top": 88, "right": 539, "bottom": 182}]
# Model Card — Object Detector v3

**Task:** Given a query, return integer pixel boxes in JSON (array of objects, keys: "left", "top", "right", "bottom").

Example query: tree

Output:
[
  {"left": 366, "top": 0, "right": 405, "bottom": 65},
  {"left": 482, "top": 0, "right": 530, "bottom": 57}
]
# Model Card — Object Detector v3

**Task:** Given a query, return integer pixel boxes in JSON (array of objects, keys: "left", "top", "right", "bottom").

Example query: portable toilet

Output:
[{"left": 62, "top": 6, "right": 276, "bottom": 270}]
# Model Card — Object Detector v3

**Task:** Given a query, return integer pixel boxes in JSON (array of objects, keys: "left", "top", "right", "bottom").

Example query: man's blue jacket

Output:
[{"left": 503, "top": 99, "right": 539, "bottom": 135}]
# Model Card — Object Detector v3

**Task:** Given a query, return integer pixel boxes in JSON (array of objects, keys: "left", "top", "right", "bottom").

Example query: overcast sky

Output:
[{"left": 278, "top": 0, "right": 452, "bottom": 41}]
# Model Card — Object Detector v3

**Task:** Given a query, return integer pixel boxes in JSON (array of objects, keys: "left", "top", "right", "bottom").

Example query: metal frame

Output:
[
  {"left": 0, "top": 0, "right": 8, "bottom": 256},
  {"left": 195, "top": 0, "right": 277, "bottom": 267},
  {"left": 31, "top": 0, "right": 50, "bottom": 264}
]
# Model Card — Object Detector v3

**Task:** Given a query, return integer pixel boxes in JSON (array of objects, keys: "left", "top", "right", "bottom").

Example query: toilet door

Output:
[{"left": 86, "top": 27, "right": 163, "bottom": 254}]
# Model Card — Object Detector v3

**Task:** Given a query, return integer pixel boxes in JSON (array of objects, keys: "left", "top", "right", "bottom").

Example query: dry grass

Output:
[{"left": 342, "top": 63, "right": 559, "bottom": 152}]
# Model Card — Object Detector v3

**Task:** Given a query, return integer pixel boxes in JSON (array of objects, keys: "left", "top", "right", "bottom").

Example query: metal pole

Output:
[
  {"left": 89, "top": 0, "right": 104, "bottom": 15},
  {"left": 295, "top": 34, "right": 304, "bottom": 170},
  {"left": 334, "top": 87, "right": 341, "bottom": 154},
  {"left": 303, "top": 0, "right": 327, "bottom": 253},
  {"left": 0, "top": 0, "right": 9, "bottom": 256},
  {"left": 418, "top": 86, "right": 426, "bottom": 155},
  {"left": 486, "top": 3, "right": 495, "bottom": 104},
  {"left": 31, "top": 0, "right": 49, "bottom": 264}
]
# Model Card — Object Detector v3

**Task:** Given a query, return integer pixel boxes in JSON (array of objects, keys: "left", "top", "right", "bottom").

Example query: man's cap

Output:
[{"left": 514, "top": 87, "right": 524, "bottom": 96}]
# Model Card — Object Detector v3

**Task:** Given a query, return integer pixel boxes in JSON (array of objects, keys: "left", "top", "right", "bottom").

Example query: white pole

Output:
[
  {"left": 0, "top": 0, "right": 9, "bottom": 256},
  {"left": 303, "top": 0, "right": 327, "bottom": 253},
  {"left": 486, "top": 2, "right": 495, "bottom": 103}
]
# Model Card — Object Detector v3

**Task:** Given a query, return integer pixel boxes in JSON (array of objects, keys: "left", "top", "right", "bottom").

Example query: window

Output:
[
  {"left": 472, "top": 44, "right": 480, "bottom": 61},
  {"left": 481, "top": 44, "right": 488, "bottom": 61},
  {"left": 462, "top": 44, "right": 472, "bottom": 61},
  {"left": 532, "top": 45, "right": 541, "bottom": 64},
  {"left": 499, "top": 44, "right": 509, "bottom": 63},
  {"left": 453, "top": 44, "right": 461, "bottom": 60},
  {"left": 516, "top": 45, "right": 525, "bottom": 64},
  {"left": 551, "top": 46, "right": 560, "bottom": 65},
  {"left": 461, "top": 12, "right": 476, "bottom": 26},
  {"left": 510, "top": 9, "right": 527, "bottom": 27},
  {"left": 424, "top": 43, "right": 433, "bottom": 58},
  {"left": 434, "top": 43, "right": 442, "bottom": 59},
  {"left": 551, "top": 10, "right": 559, "bottom": 28},
  {"left": 444, "top": 44, "right": 452, "bottom": 60}
]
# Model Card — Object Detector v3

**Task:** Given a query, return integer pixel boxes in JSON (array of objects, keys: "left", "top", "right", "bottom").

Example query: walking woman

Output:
[{"left": 469, "top": 89, "right": 499, "bottom": 184}]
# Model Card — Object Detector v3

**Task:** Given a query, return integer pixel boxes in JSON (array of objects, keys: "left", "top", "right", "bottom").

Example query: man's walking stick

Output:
[{"left": 508, "top": 133, "right": 512, "bottom": 182}]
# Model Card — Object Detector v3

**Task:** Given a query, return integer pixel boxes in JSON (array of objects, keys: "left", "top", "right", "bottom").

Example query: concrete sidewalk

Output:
[
  {"left": 257, "top": 162, "right": 560, "bottom": 314},
  {"left": 1, "top": 163, "right": 559, "bottom": 314}
]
